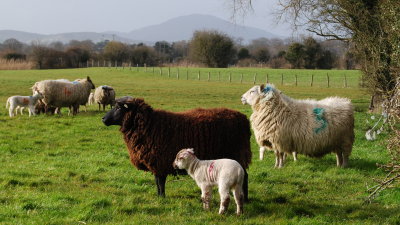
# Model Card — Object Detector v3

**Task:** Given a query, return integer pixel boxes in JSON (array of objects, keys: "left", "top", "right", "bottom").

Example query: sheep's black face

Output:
[{"left": 102, "top": 102, "right": 128, "bottom": 126}]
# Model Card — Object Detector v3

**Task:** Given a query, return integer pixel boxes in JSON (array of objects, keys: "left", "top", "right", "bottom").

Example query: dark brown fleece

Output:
[{"left": 120, "top": 98, "right": 252, "bottom": 177}]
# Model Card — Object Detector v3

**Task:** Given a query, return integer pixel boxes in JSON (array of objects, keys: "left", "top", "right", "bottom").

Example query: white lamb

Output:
[
  {"left": 173, "top": 148, "right": 244, "bottom": 215},
  {"left": 241, "top": 84, "right": 354, "bottom": 168},
  {"left": 6, "top": 91, "right": 43, "bottom": 117}
]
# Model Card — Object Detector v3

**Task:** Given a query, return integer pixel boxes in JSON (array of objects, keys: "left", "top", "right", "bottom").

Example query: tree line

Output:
[{"left": 0, "top": 30, "right": 357, "bottom": 69}]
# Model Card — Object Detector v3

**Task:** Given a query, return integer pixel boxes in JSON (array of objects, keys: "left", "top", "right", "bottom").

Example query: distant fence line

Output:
[{"left": 85, "top": 60, "right": 361, "bottom": 88}]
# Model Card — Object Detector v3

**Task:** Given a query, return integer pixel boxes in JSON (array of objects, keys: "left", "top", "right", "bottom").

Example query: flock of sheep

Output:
[
  {"left": 6, "top": 76, "right": 116, "bottom": 117},
  {"left": 5, "top": 76, "right": 355, "bottom": 215}
]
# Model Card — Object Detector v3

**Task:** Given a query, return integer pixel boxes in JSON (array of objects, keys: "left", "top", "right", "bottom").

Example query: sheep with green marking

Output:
[{"left": 241, "top": 84, "right": 354, "bottom": 168}]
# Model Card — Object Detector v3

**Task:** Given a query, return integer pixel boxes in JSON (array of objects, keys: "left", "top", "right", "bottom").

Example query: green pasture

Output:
[{"left": 0, "top": 68, "right": 398, "bottom": 225}]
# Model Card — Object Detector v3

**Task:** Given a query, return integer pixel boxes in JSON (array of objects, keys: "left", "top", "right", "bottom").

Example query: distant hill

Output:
[
  {"left": 0, "top": 14, "right": 283, "bottom": 44},
  {"left": 118, "top": 14, "right": 282, "bottom": 43},
  {"left": 0, "top": 30, "right": 131, "bottom": 44}
]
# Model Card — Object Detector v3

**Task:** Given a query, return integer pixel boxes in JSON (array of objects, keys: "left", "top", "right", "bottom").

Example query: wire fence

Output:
[{"left": 86, "top": 60, "right": 362, "bottom": 88}]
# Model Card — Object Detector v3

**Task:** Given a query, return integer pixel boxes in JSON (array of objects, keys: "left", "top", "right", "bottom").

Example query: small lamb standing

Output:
[
  {"left": 6, "top": 91, "right": 43, "bottom": 117},
  {"left": 241, "top": 84, "right": 354, "bottom": 168},
  {"left": 94, "top": 85, "right": 115, "bottom": 111},
  {"left": 88, "top": 92, "right": 95, "bottom": 106},
  {"left": 173, "top": 148, "right": 244, "bottom": 215}
]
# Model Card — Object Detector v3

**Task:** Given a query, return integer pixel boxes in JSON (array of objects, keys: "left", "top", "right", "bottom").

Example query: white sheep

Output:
[
  {"left": 6, "top": 91, "right": 43, "bottom": 117},
  {"left": 241, "top": 84, "right": 354, "bottom": 168},
  {"left": 94, "top": 85, "right": 115, "bottom": 111},
  {"left": 32, "top": 76, "right": 95, "bottom": 115},
  {"left": 173, "top": 148, "right": 244, "bottom": 215}
]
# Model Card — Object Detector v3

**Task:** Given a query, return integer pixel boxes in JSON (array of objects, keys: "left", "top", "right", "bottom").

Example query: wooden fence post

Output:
[
  {"left": 253, "top": 73, "right": 257, "bottom": 84},
  {"left": 281, "top": 74, "right": 283, "bottom": 85},
  {"left": 198, "top": 71, "right": 200, "bottom": 80},
  {"left": 344, "top": 74, "right": 347, "bottom": 88},
  {"left": 327, "top": 73, "right": 330, "bottom": 87},
  {"left": 266, "top": 74, "right": 269, "bottom": 83},
  {"left": 177, "top": 68, "right": 179, "bottom": 79},
  {"left": 311, "top": 74, "right": 314, "bottom": 87},
  {"left": 229, "top": 72, "right": 232, "bottom": 82},
  {"left": 240, "top": 73, "right": 243, "bottom": 83},
  {"left": 295, "top": 74, "right": 298, "bottom": 86}
]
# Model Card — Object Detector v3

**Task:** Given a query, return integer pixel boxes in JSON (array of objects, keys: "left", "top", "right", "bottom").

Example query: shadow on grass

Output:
[{"left": 245, "top": 196, "right": 400, "bottom": 223}]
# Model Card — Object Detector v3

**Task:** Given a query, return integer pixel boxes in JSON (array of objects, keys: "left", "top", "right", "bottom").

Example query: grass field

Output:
[{"left": 0, "top": 68, "right": 398, "bottom": 225}]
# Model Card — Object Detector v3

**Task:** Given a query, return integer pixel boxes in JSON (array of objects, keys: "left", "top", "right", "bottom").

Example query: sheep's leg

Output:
[
  {"left": 84, "top": 105, "right": 87, "bottom": 112},
  {"left": 336, "top": 152, "right": 343, "bottom": 167},
  {"left": 274, "top": 151, "right": 279, "bottom": 168},
  {"left": 243, "top": 170, "right": 249, "bottom": 202},
  {"left": 218, "top": 184, "right": 230, "bottom": 214},
  {"left": 103, "top": 104, "right": 105, "bottom": 111},
  {"left": 233, "top": 184, "right": 244, "bottom": 215},
  {"left": 293, "top": 152, "right": 298, "bottom": 161},
  {"left": 9, "top": 106, "right": 14, "bottom": 117},
  {"left": 277, "top": 152, "right": 285, "bottom": 168},
  {"left": 154, "top": 175, "right": 167, "bottom": 197},
  {"left": 341, "top": 152, "right": 350, "bottom": 168},
  {"left": 19, "top": 107, "right": 24, "bottom": 115},
  {"left": 201, "top": 185, "right": 212, "bottom": 210},
  {"left": 259, "top": 147, "right": 265, "bottom": 160},
  {"left": 98, "top": 103, "right": 101, "bottom": 111}
]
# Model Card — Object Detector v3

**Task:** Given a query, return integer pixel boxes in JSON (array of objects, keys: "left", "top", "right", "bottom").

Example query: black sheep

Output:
[{"left": 102, "top": 97, "right": 252, "bottom": 200}]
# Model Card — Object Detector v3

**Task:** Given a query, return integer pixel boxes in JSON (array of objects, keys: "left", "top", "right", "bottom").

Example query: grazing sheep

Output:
[
  {"left": 241, "top": 84, "right": 354, "bottom": 168},
  {"left": 6, "top": 91, "right": 43, "bottom": 117},
  {"left": 32, "top": 76, "right": 95, "bottom": 115},
  {"left": 102, "top": 97, "right": 252, "bottom": 200},
  {"left": 173, "top": 148, "right": 244, "bottom": 215},
  {"left": 94, "top": 85, "right": 115, "bottom": 111}
]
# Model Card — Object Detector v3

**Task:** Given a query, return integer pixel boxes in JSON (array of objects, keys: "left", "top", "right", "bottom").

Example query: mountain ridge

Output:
[{"left": 0, "top": 14, "right": 283, "bottom": 44}]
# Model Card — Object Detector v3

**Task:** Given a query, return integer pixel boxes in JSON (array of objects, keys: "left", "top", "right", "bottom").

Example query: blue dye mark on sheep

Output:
[
  {"left": 313, "top": 108, "right": 327, "bottom": 134},
  {"left": 263, "top": 85, "right": 273, "bottom": 93},
  {"left": 72, "top": 81, "right": 79, "bottom": 85}
]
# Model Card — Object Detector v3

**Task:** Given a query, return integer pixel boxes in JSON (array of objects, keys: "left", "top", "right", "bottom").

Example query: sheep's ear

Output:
[
  {"left": 258, "top": 84, "right": 265, "bottom": 93},
  {"left": 87, "top": 76, "right": 91, "bottom": 81},
  {"left": 187, "top": 148, "right": 195, "bottom": 154}
]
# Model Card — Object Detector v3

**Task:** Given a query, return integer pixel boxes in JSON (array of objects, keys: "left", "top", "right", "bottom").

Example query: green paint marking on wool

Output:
[{"left": 313, "top": 108, "right": 327, "bottom": 134}]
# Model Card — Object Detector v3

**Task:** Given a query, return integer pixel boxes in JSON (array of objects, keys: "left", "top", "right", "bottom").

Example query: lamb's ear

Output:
[{"left": 87, "top": 76, "right": 91, "bottom": 81}]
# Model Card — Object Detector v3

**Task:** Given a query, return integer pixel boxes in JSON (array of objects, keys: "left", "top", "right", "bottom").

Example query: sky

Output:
[{"left": 0, "top": 0, "right": 294, "bottom": 37}]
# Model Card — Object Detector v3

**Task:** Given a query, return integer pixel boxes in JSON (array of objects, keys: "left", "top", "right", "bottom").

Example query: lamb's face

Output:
[
  {"left": 173, "top": 148, "right": 195, "bottom": 170},
  {"left": 102, "top": 102, "right": 129, "bottom": 126},
  {"left": 241, "top": 85, "right": 263, "bottom": 105}
]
